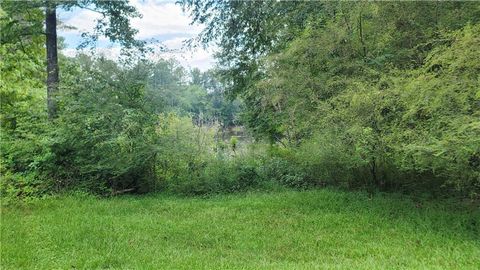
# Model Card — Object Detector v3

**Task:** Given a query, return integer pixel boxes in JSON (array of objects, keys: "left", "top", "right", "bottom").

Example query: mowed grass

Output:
[{"left": 1, "top": 190, "right": 479, "bottom": 269}]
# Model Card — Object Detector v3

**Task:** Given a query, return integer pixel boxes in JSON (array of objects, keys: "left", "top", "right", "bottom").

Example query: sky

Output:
[{"left": 58, "top": 0, "right": 215, "bottom": 71}]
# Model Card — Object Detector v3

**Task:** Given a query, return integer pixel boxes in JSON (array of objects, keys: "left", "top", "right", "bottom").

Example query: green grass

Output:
[{"left": 1, "top": 189, "right": 479, "bottom": 269}]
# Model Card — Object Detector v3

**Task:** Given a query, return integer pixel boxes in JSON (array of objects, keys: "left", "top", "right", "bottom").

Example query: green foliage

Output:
[
  {"left": 258, "top": 156, "right": 305, "bottom": 189},
  {"left": 154, "top": 114, "right": 269, "bottom": 195},
  {"left": 275, "top": 24, "right": 480, "bottom": 195},
  {"left": 44, "top": 57, "right": 157, "bottom": 193},
  {"left": 0, "top": 5, "right": 51, "bottom": 201},
  {"left": 181, "top": 0, "right": 323, "bottom": 97},
  {"left": 146, "top": 61, "right": 243, "bottom": 127},
  {"left": 154, "top": 113, "right": 217, "bottom": 192},
  {"left": 2, "top": 1, "right": 479, "bottom": 200},
  {"left": 184, "top": 1, "right": 480, "bottom": 196},
  {"left": 387, "top": 24, "right": 480, "bottom": 194}
]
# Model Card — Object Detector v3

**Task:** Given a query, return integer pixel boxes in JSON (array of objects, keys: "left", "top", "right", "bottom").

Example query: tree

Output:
[
  {"left": 180, "top": 1, "right": 480, "bottom": 195},
  {"left": 50, "top": 55, "right": 157, "bottom": 193},
  {"left": 180, "top": 0, "right": 323, "bottom": 98},
  {"left": 45, "top": 2, "right": 58, "bottom": 119},
  {"left": 0, "top": 4, "right": 45, "bottom": 128},
  {"left": 1, "top": 0, "right": 145, "bottom": 119}
]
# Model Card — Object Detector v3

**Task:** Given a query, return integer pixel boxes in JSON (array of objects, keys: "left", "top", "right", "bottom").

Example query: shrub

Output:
[{"left": 43, "top": 58, "right": 157, "bottom": 194}]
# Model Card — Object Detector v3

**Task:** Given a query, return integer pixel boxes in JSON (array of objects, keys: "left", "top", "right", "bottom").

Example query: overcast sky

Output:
[{"left": 58, "top": 0, "right": 215, "bottom": 71}]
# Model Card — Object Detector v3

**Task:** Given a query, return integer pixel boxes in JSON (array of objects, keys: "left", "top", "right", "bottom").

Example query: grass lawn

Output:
[{"left": 1, "top": 189, "right": 479, "bottom": 269}]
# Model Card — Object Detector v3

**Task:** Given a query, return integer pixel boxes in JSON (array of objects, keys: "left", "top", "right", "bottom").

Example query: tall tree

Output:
[{"left": 1, "top": 0, "right": 145, "bottom": 119}]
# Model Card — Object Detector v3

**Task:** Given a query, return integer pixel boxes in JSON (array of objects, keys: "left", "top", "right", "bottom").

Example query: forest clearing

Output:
[{"left": 1, "top": 1, "right": 479, "bottom": 269}]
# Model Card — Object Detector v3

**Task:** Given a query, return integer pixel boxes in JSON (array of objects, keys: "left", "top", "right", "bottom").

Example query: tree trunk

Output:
[
  {"left": 358, "top": 11, "right": 367, "bottom": 59},
  {"left": 46, "top": 5, "right": 58, "bottom": 119}
]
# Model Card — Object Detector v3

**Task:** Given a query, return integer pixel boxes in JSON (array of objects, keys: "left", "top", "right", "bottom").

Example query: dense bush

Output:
[
  {"left": 2, "top": 2, "right": 479, "bottom": 201},
  {"left": 234, "top": 20, "right": 480, "bottom": 197},
  {"left": 387, "top": 25, "right": 480, "bottom": 195},
  {"left": 33, "top": 57, "right": 158, "bottom": 194},
  {"left": 274, "top": 25, "right": 480, "bottom": 196},
  {"left": 154, "top": 115, "right": 271, "bottom": 195}
]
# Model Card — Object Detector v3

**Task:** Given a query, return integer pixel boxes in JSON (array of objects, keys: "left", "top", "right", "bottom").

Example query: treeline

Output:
[{"left": 1, "top": 1, "right": 479, "bottom": 201}]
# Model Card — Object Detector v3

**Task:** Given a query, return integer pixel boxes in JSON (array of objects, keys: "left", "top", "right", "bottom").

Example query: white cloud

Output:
[
  {"left": 178, "top": 48, "right": 216, "bottom": 71},
  {"left": 130, "top": 0, "right": 203, "bottom": 39},
  {"left": 60, "top": 0, "right": 202, "bottom": 39},
  {"left": 59, "top": 0, "right": 215, "bottom": 70},
  {"left": 59, "top": 9, "right": 100, "bottom": 33},
  {"left": 162, "top": 37, "right": 186, "bottom": 50},
  {"left": 61, "top": 48, "right": 77, "bottom": 58},
  {"left": 61, "top": 47, "right": 122, "bottom": 60}
]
